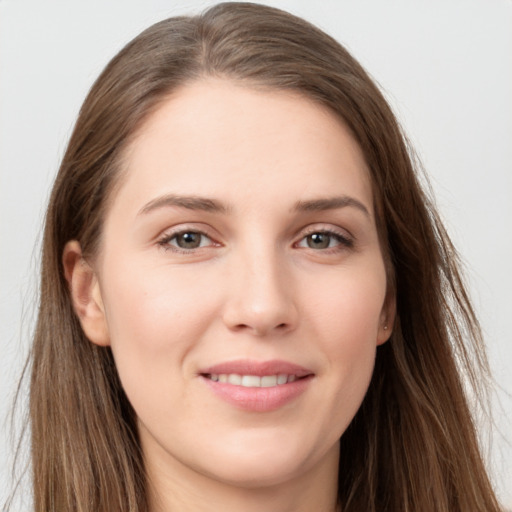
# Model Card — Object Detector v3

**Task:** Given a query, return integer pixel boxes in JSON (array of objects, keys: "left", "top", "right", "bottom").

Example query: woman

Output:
[{"left": 22, "top": 2, "right": 501, "bottom": 511}]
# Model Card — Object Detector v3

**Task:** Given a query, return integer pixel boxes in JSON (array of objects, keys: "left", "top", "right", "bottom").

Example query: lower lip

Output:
[{"left": 201, "top": 376, "right": 313, "bottom": 412}]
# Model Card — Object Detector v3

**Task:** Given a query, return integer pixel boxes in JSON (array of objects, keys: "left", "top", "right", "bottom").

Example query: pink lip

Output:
[
  {"left": 200, "top": 359, "right": 312, "bottom": 377},
  {"left": 199, "top": 359, "right": 314, "bottom": 412}
]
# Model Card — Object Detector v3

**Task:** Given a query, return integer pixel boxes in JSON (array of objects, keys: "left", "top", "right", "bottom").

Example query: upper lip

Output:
[{"left": 199, "top": 359, "right": 313, "bottom": 378}]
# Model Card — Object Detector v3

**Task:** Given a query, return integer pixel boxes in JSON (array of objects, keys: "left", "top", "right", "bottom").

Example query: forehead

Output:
[{"left": 113, "top": 79, "right": 373, "bottom": 217}]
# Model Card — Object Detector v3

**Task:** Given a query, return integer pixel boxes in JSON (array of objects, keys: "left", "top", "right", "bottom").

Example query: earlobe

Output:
[
  {"left": 63, "top": 241, "right": 110, "bottom": 346},
  {"left": 377, "top": 294, "right": 396, "bottom": 346}
]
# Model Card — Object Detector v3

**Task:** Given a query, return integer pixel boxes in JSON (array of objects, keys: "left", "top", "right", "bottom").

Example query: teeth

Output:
[
  {"left": 228, "top": 374, "right": 242, "bottom": 385},
  {"left": 241, "top": 375, "right": 261, "bottom": 387},
  {"left": 261, "top": 375, "right": 277, "bottom": 387},
  {"left": 207, "top": 373, "right": 300, "bottom": 387}
]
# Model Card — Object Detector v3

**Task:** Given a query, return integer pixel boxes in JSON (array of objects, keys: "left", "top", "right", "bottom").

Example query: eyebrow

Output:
[
  {"left": 137, "top": 193, "right": 369, "bottom": 217},
  {"left": 138, "top": 194, "right": 230, "bottom": 216},
  {"left": 293, "top": 196, "right": 370, "bottom": 217}
]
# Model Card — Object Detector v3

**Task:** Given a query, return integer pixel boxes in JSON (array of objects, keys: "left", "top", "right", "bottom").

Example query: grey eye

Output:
[
  {"left": 173, "top": 232, "right": 205, "bottom": 249},
  {"left": 306, "top": 232, "right": 333, "bottom": 249},
  {"left": 297, "top": 230, "right": 353, "bottom": 251}
]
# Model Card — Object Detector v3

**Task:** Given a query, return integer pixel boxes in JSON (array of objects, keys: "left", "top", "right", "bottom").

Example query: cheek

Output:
[
  {"left": 308, "top": 263, "right": 386, "bottom": 344},
  {"left": 304, "top": 263, "right": 386, "bottom": 398},
  {"left": 103, "top": 256, "right": 216, "bottom": 343},
  {"left": 99, "top": 257, "right": 222, "bottom": 397}
]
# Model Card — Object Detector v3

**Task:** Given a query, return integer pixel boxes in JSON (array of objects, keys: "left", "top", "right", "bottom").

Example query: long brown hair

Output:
[{"left": 24, "top": 2, "right": 500, "bottom": 511}]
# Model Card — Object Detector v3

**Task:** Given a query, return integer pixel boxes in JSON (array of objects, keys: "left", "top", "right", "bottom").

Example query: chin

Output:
[
  {"left": 195, "top": 431, "right": 334, "bottom": 489},
  {"left": 203, "top": 456, "right": 308, "bottom": 489}
]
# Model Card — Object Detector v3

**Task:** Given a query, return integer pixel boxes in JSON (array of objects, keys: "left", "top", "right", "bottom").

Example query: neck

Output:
[{"left": 146, "top": 443, "right": 340, "bottom": 512}]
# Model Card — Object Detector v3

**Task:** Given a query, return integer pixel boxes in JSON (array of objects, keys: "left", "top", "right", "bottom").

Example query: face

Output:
[{"left": 69, "top": 80, "right": 393, "bottom": 490}]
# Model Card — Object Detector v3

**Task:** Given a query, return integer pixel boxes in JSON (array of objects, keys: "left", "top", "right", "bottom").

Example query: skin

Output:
[{"left": 64, "top": 79, "right": 394, "bottom": 512}]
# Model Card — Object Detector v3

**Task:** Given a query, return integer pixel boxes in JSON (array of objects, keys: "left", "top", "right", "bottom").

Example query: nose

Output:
[{"left": 221, "top": 247, "right": 298, "bottom": 337}]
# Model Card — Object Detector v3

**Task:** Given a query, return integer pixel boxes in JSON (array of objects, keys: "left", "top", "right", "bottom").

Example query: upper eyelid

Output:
[
  {"left": 161, "top": 230, "right": 211, "bottom": 241},
  {"left": 155, "top": 223, "right": 354, "bottom": 244},
  {"left": 296, "top": 223, "right": 354, "bottom": 240},
  {"left": 157, "top": 223, "right": 217, "bottom": 240},
  {"left": 156, "top": 227, "right": 217, "bottom": 252}
]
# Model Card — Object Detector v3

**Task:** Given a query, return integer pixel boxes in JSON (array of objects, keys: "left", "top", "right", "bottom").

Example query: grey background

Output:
[{"left": 1, "top": 0, "right": 511, "bottom": 508}]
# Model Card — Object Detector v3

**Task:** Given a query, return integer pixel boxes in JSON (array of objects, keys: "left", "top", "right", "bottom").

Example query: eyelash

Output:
[
  {"left": 295, "top": 228, "right": 354, "bottom": 252},
  {"left": 157, "top": 228, "right": 216, "bottom": 253},
  {"left": 156, "top": 227, "right": 354, "bottom": 254}
]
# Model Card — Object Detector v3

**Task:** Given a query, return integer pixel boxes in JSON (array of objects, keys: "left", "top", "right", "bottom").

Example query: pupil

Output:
[
  {"left": 308, "top": 233, "right": 330, "bottom": 249},
  {"left": 178, "top": 232, "right": 200, "bottom": 248}
]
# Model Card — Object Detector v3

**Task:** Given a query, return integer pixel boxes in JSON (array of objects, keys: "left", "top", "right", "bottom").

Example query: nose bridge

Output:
[{"left": 223, "top": 238, "right": 297, "bottom": 335}]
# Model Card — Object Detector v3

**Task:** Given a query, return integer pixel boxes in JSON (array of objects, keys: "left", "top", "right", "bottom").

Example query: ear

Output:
[
  {"left": 376, "top": 292, "right": 396, "bottom": 346},
  {"left": 63, "top": 241, "right": 110, "bottom": 346}
]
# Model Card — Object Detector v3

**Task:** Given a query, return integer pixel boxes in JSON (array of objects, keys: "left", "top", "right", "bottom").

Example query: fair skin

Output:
[{"left": 64, "top": 80, "right": 394, "bottom": 512}]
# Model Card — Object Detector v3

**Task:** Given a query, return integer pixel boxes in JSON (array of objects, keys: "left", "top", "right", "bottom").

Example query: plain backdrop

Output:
[{"left": 1, "top": 0, "right": 511, "bottom": 509}]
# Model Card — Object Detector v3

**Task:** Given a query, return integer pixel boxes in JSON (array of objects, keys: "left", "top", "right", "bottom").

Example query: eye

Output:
[
  {"left": 158, "top": 230, "right": 214, "bottom": 251},
  {"left": 296, "top": 230, "right": 353, "bottom": 250}
]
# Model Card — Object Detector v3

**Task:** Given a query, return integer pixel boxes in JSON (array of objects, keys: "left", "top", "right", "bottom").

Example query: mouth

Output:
[
  {"left": 202, "top": 373, "right": 303, "bottom": 387},
  {"left": 199, "top": 360, "right": 314, "bottom": 412}
]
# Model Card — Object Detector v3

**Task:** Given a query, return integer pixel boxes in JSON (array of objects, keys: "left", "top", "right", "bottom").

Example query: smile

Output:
[
  {"left": 199, "top": 360, "right": 314, "bottom": 412},
  {"left": 205, "top": 373, "right": 298, "bottom": 387}
]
